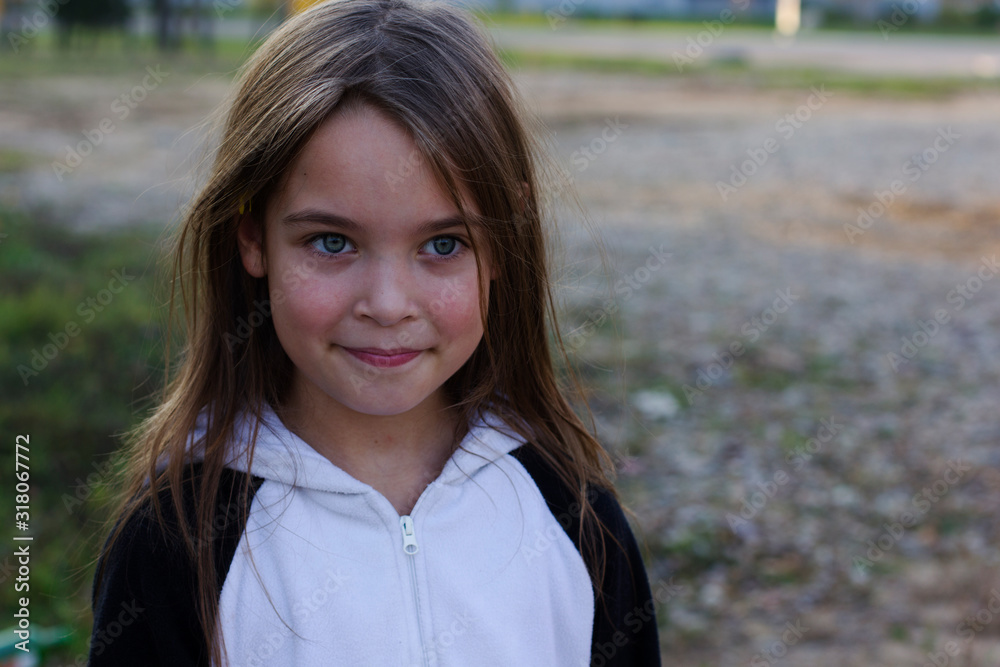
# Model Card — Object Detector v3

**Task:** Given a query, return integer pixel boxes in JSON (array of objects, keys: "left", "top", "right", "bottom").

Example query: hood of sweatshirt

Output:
[{"left": 177, "top": 402, "right": 528, "bottom": 496}]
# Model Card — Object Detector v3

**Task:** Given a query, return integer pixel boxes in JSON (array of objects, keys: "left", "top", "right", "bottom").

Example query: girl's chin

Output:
[{"left": 330, "top": 385, "right": 445, "bottom": 417}]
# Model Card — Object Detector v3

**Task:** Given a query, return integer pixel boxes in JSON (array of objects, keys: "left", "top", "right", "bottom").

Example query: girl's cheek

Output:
[
  {"left": 424, "top": 272, "right": 483, "bottom": 329},
  {"left": 273, "top": 270, "right": 353, "bottom": 324},
  {"left": 276, "top": 254, "right": 322, "bottom": 292}
]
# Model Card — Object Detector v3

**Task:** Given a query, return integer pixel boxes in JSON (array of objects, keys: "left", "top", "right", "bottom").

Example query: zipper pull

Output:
[{"left": 400, "top": 515, "right": 419, "bottom": 555}]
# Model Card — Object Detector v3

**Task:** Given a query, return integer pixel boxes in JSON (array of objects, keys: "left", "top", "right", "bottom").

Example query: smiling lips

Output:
[{"left": 343, "top": 347, "right": 422, "bottom": 368}]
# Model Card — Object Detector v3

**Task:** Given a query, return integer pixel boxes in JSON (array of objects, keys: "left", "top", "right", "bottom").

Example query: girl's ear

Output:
[{"left": 236, "top": 214, "right": 267, "bottom": 278}]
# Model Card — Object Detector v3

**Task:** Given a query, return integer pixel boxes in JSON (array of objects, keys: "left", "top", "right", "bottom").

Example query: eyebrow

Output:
[{"left": 280, "top": 209, "right": 470, "bottom": 236}]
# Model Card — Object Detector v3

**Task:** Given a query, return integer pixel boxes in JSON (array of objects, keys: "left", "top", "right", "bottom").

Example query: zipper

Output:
[{"left": 400, "top": 514, "right": 430, "bottom": 667}]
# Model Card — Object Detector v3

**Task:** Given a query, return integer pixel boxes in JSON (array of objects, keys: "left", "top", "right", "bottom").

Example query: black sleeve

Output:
[
  {"left": 88, "top": 487, "right": 207, "bottom": 665},
  {"left": 587, "top": 485, "right": 662, "bottom": 667},
  {"left": 510, "top": 445, "right": 662, "bottom": 666},
  {"left": 89, "top": 464, "right": 263, "bottom": 666}
]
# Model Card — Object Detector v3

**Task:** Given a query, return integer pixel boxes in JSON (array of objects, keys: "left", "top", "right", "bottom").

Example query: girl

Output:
[{"left": 88, "top": 0, "right": 661, "bottom": 665}]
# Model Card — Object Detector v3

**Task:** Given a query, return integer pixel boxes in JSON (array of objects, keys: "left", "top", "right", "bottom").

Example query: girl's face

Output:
[{"left": 237, "top": 105, "right": 491, "bottom": 418}]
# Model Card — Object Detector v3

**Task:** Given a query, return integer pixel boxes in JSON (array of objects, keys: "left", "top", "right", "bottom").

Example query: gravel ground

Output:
[
  {"left": 542, "top": 71, "right": 1000, "bottom": 665},
  {"left": 4, "top": 61, "right": 1000, "bottom": 665}
]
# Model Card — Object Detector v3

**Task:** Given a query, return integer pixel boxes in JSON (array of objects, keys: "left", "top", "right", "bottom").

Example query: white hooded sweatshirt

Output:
[{"left": 89, "top": 403, "right": 661, "bottom": 666}]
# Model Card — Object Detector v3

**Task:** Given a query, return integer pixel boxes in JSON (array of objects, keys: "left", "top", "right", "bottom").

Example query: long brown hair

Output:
[{"left": 94, "top": 0, "right": 626, "bottom": 664}]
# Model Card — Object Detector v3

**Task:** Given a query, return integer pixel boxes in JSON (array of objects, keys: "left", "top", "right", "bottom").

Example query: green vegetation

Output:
[
  {"left": 483, "top": 9, "right": 1000, "bottom": 35},
  {"left": 0, "top": 149, "right": 37, "bottom": 174},
  {"left": 5, "top": 20, "right": 997, "bottom": 100},
  {"left": 478, "top": 10, "right": 776, "bottom": 30},
  {"left": 0, "top": 204, "right": 171, "bottom": 662},
  {"left": 651, "top": 517, "right": 736, "bottom": 581},
  {"left": 499, "top": 48, "right": 1000, "bottom": 99},
  {"left": 0, "top": 32, "right": 257, "bottom": 80}
]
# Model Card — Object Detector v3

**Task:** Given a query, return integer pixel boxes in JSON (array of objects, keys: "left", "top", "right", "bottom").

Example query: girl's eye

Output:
[
  {"left": 424, "top": 236, "right": 461, "bottom": 258},
  {"left": 307, "top": 234, "right": 462, "bottom": 260},
  {"left": 310, "top": 234, "right": 352, "bottom": 255}
]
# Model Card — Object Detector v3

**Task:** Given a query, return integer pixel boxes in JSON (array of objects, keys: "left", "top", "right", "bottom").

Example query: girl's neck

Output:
[{"left": 272, "top": 384, "right": 465, "bottom": 514}]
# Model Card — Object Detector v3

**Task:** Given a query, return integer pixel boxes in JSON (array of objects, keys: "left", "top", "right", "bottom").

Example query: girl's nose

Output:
[{"left": 353, "top": 257, "right": 418, "bottom": 327}]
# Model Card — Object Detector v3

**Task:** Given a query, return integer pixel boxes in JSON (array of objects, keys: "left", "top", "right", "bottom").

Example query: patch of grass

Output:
[
  {"left": 935, "top": 513, "right": 968, "bottom": 536},
  {"left": 499, "top": 48, "right": 682, "bottom": 77},
  {"left": 0, "top": 32, "right": 256, "bottom": 80},
  {"left": 480, "top": 11, "right": 787, "bottom": 31},
  {"left": 757, "top": 553, "right": 810, "bottom": 586},
  {"left": 734, "top": 363, "right": 798, "bottom": 392},
  {"left": 651, "top": 520, "right": 737, "bottom": 580},
  {"left": 0, "top": 148, "right": 38, "bottom": 173},
  {"left": 779, "top": 427, "right": 803, "bottom": 454},
  {"left": 498, "top": 47, "right": 1000, "bottom": 98},
  {"left": 482, "top": 9, "right": 1000, "bottom": 35},
  {"left": 0, "top": 203, "right": 171, "bottom": 662},
  {"left": 748, "top": 66, "right": 998, "bottom": 98},
  {"left": 801, "top": 352, "right": 868, "bottom": 389}
]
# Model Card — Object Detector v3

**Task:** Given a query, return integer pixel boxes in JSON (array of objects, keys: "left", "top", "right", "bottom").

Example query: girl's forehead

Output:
[{"left": 268, "top": 106, "right": 480, "bottom": 232}]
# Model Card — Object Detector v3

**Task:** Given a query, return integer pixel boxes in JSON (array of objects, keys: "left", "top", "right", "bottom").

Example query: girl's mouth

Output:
[{"left": 342, "top": 347, "right": 422, "bottom": 368}]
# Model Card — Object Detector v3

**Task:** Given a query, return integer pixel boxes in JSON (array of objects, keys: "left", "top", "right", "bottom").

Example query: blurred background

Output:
[{"left": 2, "top": 0, "right": 1000, "bottom": 664}]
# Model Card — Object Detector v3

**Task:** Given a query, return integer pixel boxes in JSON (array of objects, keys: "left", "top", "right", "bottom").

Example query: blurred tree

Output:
[
  {"left": 152, "top": 0, "right": 180, "bottom": 50},
  {"left": 151, "top": 0, "right": 216, "bottom": 52},
  {"left": 54, "top": 0, "right": 131, "bottom": 49},
  {"left": 973, "top": 0, "right": 1000, "bottom": 28},
  {"left": 188, "top": 0, "right": 215, "bottom": 51}
]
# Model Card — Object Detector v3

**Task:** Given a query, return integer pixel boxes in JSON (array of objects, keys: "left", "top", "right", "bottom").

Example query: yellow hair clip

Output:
[{"left": 238, "top": 193, "right": 252, "bottom": 215}]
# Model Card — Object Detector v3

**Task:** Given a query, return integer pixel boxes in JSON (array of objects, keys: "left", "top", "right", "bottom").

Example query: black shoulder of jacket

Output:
[
  {"left": 88, "top": 463, "right": 265, "bottom": 667},
  {"left": 509, "top": 444, "right": 662, "bottom": 666}
]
